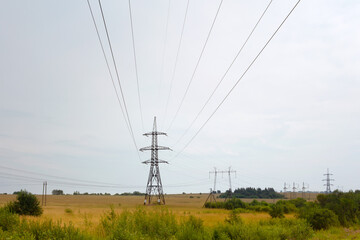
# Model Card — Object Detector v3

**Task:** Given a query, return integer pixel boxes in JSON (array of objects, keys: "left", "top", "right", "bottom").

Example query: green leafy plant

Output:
[{"left": 7, "top": 190, "right": 42, "bottom": 216}]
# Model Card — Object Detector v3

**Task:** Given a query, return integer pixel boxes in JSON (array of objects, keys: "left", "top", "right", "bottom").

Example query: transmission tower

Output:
[
  {"left": 291, "top": 182, "right": 298, "bottom": 199},
  {"left": 204, "top": 168, "right": 218, "bottom": 206},
  {"left": 302, "top": 182, "right": 309, "bottom": 199},
  {"left": 219, "top": 167, "right": 236, "bottom": 200},
  {"left": 140, "top": 117, "right": 171, "bottom": 205},
  {"left": 322, "top": 168, "right": 334, "bottom": 194},
  {"left": 283, "top": 182, "right": 290, "bottom": 199}
]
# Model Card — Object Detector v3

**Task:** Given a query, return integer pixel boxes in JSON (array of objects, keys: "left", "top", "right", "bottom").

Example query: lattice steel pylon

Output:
[
  {"left": 140, "top": 116, "right": 171, "bottom": 205},
  {"left": 323, "top": 168, "right": 334, "bottom": 194}
]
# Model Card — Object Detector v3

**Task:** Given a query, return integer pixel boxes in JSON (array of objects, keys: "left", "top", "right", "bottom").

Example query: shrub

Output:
[
  {"left": 0, "top": 208, "right": 20, "bottom": 231},
  {"left": 214, "top": 218, "right": 313, "bottom": 240},
  {"left": 7, "top": 190, "right": 42, "bottom": 216},
  {"left": 317, "top": 191, "right": 360, "bottom": 227},
  {"left": 65, "top": 208, "right": 73, "bottom": 214},
  {"left": 225, "top": 210, "right": 243, "bottom": 224},
  {"left": 20, "top": 219, "right": 89, "bottom": 240},
  {"left": 298, "top": 206, "right": 339, "bottom": 230},
  {"left": 269, "top": 204, "right": 284, "bottom": 218},
  {"left": 176, "top": 216, "right": 211, "bottom": 240},
  {"left": 275, "top": 200, "right": 297, "bottom": 213}
]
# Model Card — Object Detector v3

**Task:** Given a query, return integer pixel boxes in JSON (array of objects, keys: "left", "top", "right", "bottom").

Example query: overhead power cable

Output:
[
  {"left": 128, "top": 0, "right": 144, "bottom": 131},
  {"left": 162, "top": 0, "right": 190, "bottom": 127},
  {"left": 86, "top": 0, "right": 131, "bottom": 136},
  {"left": 167, "top": 0, "right": 224, "bottom": 131},
  {"left": 158, "top": 0, "right": 172, "bottom": 97},
  {"left": 0, "top": 169, "right": 211, "bottom": 190},
  {"left": 172, "top": 0, "right": 302, "bottom": 160},
  {"left": 97, "top": 0, "right": 141, "bottom": 160},
  {"left": 0, "top": 165, "right": 127, "bottom": 186},
  {"left": 171, "top": 0, "right": 273, "bottom": 148}
]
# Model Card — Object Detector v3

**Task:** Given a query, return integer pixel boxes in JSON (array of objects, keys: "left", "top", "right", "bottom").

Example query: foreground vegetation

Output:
[
  {"left": 0, "top": 206, "right": 314, "bottom": 240},
  {"left": 207, "top": 190, "right": 360, "bottom": 231},
  {"left": 1, "top": 191, "right": 360, "bottom": 239}
]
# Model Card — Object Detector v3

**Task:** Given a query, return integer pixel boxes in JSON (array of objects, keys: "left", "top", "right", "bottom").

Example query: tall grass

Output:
[{"left": 0, "top": 206, "right": 314, "bottom": 240}]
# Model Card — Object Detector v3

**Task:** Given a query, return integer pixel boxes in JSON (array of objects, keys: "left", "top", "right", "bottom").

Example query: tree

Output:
[
  {"left": 7, "top": 190, "right": 42, "bottom": 216},
  {"left": 52, "top": 189, "right": 64, "bottom": 195}
]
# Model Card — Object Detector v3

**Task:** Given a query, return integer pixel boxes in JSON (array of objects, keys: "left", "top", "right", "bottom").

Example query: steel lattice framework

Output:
[{"left": 140, "top": 117, "right": 171, "bottom": 205}]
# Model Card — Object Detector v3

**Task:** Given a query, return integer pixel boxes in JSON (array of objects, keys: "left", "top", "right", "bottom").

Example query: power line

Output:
[
  {"left": 0, "top": 169, "right": 209, "bottom": 190},
  {"left": 86, "top": 0, "right": 132, "bottom": 136},
  {"left": 0, "top": 165, "right": 128, "bottom": 186},
  {"left": 171, "top": 0, "right": 273, "bottom": 148},
  {"left": 128, "top": 0, "right": 144, "bottom": 131},
  {"left": 162, "top": 0, "right": 190, "bottom": 127},
  {"left": 167, "top": 0, "right": 224, "bottom": 131},
  {"left": 158, "top": 0, "right": 172, "bottom": 99},
  {"left": 172, "top": 0, "right": 302, "bottom": 160},
  {"left": 97, "top": 0, "right": 141, "bottom": 160}
]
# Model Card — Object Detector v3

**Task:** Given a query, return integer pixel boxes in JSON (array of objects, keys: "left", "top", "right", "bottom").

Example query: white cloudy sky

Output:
[{"left": 0, "top": 0, "right": 359, "bottom": 195}]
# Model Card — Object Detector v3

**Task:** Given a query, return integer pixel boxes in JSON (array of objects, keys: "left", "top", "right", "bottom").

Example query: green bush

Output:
[
  {"left": 298, "top": 206, "right": 339, "bottom": 230},
  {"left": 19, "top": 220, "right": 89, "bottom": 240},
  {"left": 214, "top": 218, "right": 313, "bottom": 240},
  {"left": 100, "top": 207, "right": 178, "bottom": 239},
  {"left": 269, "top": 204, "right": 284, "bottom": 218},
  {"left": 274, "top": 200, "right": 297, "bottom": 213},
  {"left": 317, "top": 191, "right": 360, "bottom": 227},
  {"left": 176, "top": 216, "right": 211, "bottom": 240},
  {"left": 225, "top": 210, "right": 243, "bottom": 225},
  {"left": 7, "top": 190, "right": 42, "bottom": 216},
  {"left": 0, "top": 208, "right": 20, "bottom": 231}
]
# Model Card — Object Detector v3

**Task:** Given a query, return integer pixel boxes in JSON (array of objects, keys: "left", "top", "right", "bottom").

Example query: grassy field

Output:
[
  {"left": 1, "top": 193, "right": 359, "bottom": 239},
  {"left": 0, "top": 194, "right": 276, "bottom": 228}
]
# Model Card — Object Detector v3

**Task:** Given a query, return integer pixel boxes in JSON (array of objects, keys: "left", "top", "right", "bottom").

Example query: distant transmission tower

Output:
[
  {"left": 291, "top": 182, "right": 298, "bottom": 199},
  {"left": 219, "top": 167, "right": 236, "bottom": 200},
  {"left": 322, "top": 168, "right": 334, "bottom": 194},
  {"left": 283, "top": 182, "right": 290, "bottom": 199},
  {"left": 140, "top": 117, "right": 171, "bottom": 205},
  {"left": 302, "top": 182, "right": 309, "bottom": 199},
  {"left": 204, "top": 168, "right": 218, "bottom": 206}
]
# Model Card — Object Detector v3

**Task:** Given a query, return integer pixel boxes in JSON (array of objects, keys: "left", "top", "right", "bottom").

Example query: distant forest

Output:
[{"left": 219, "top": 187, "right": 284, "bottom": 199}]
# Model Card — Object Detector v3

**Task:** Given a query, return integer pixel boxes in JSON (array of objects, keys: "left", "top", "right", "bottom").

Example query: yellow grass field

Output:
[{"left": 0, "top": 194, "right": 284, "bottom": 229}]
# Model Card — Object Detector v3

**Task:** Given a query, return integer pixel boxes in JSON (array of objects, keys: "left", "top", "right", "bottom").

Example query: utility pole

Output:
[
  {"left": 323, "top": 168, "right": 334, "bottom": 194},
  {"left": 42, "top": 181, "right": 47, "bottom": 206},
  {"left": 140, "top": 116, "right": 171, "bottom": 205}
]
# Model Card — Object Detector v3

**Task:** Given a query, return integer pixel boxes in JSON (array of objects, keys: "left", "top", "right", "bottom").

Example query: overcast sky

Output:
[{"left": 0, "top": 0, "right": 359, "bottom": 195}]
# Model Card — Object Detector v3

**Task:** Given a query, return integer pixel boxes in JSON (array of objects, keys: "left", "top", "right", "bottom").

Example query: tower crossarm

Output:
[
  {"left": 143, "top": 131, "right": 167, "bottom": 136},
  {"left": 140, "top": 146, "right": 172, "bottom": 152},
  {"left": 142, "top": 159, "right": 169, "bottom": 164}
]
